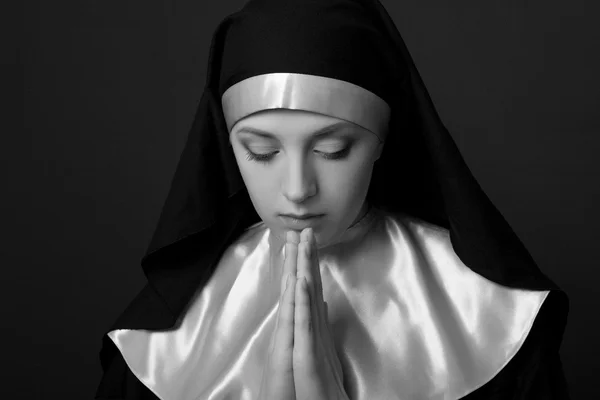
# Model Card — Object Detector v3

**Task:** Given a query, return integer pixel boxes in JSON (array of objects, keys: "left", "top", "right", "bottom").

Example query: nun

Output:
[{"left": 96, "top": 0, "right": 570, "bottom": 399}]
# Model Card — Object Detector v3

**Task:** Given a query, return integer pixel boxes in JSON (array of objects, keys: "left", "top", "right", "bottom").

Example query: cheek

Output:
[
  {"left": 320, "top": 158, "right": 374, "bottom": 205},
  {"left": 233, "top": 152, "right": 278, "bottom": 213}
]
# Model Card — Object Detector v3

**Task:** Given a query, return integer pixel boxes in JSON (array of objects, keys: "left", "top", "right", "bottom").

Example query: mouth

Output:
[{"left": 279, "top": 214, "right": 324, "bottom": 230}]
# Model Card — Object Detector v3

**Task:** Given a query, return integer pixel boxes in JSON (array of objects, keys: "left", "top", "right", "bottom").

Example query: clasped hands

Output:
[{"left": 259, "top": 228, "right": 349, "bottom": 400}]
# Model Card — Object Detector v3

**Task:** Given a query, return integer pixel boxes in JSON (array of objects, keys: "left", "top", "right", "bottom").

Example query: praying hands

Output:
[{"left": 258, "top": 228, "right": 349, "bottom": 400}]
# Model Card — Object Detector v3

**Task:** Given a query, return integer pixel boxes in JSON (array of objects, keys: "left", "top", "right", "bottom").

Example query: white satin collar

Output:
[{"left": 109, "top": 208, "right": 549, "bottom": 400}]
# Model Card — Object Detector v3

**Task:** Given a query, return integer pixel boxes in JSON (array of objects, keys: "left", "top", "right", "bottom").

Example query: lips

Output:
[
  {"left": 279, "top": 213, "right": 322, "bottom": 220},
  {"left": 279, "top": 214, "right": 323, "bottom": 230}
]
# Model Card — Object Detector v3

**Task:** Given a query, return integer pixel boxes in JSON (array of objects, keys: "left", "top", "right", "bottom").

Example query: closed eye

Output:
[{"left": 244, "top": 147, "right": 351, "bottom": 164}]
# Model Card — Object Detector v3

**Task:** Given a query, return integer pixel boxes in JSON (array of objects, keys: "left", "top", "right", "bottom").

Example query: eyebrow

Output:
[{"left": 236, "top": 121, "right": 351, "bottom": 140}]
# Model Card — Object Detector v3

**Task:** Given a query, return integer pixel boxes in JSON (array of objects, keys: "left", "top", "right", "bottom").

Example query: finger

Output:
[
  {"left": 275, "top": 239, "right": 297, "bottom": 333},
  {"left": 287, "top": 229, "right": 300, "bottom": 244},
  {"left": 308, "top": 229, "right": 327, "bottom": 339},
  {"left": 323, "top": 300, "right": 343, "bottom": 381},
  {"left": 280, "top": 238, "right": 298, "bottom": 296},
  {"left": 300, "top": 229, "right": 327, "bottom": 338},
  {"left": 298, "top": 233, "right": 321, "bottom": 339},
  {"left": 279, "top": 230, "right": 299, "bottom": 295},
  {"left": 308, "top": 229, "right": 325, "bottom": 311},
  {"left": 273, "top": 273, "right": 296, "bottom": 359},
  {"left": 297, "top": 234, "right": 314, "bottom": 299},
  {"left": 293, "top": 276, "right": 313, "bottom": 363},
  {"left": 304, "top": 233, "right": 344, "bottom": 392}
]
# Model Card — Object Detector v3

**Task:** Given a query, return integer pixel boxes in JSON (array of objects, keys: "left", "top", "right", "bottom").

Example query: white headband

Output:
[{"left": 221, "top": 72, "right": 390, "bottom": 141}]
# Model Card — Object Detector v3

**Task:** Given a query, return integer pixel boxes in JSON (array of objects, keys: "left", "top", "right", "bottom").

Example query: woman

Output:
[{"left": 96, "top": 0, "right": 570, "bottom": 399}]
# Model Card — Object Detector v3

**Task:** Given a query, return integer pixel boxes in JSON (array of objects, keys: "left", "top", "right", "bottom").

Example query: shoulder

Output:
[
  {"left": 376, "top": 207, "right": 449, "bottom": 235},
  {"left": 374, "top": 208, "right": 570, "bottom": 399},
  {"left": 460, "top": 289, "right": 570, "bottom": 399},
  {"left": 375, "top": 207, "right": 458, "bottom": 257},
  {"left": 220, "top": 218, "right": 270, "bottom": 260}
]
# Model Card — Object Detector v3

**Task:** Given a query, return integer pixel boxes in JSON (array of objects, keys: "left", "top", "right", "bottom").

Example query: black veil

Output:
[{"left": 97, "top": 0, "right": 568, "bottom": 396}]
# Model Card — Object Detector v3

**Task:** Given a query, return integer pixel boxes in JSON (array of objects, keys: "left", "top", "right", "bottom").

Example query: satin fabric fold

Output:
[{"left": 109, "top": 207, "right": 548, "bottom": 400}]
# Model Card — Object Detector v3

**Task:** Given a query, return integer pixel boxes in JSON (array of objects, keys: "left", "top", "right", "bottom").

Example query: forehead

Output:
[{"left": 230, "top": 109, "right": 368, "bottom": 140}]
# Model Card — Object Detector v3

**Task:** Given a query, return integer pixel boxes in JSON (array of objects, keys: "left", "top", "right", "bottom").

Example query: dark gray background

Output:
[{"left": 17, "top": 0, "right": 599, "bottom": 398}]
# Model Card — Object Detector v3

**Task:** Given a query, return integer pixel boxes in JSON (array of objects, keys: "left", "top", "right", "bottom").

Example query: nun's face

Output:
[{"left": 229, "top": 109, "right": 383, "bottom": 247}]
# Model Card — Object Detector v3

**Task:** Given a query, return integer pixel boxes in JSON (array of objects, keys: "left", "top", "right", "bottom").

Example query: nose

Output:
[{"left": 282, "top": 152, "right": 317, "bottom": 203}]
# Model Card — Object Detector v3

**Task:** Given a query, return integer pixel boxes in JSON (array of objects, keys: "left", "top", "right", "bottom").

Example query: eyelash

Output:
[{"left": 245, "top": 147, "right": 351, "bottom": 164}]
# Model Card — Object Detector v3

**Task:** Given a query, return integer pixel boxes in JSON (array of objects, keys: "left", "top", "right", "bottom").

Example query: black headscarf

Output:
[{"left": 99, "top": 0, "right": 568, "bottom": 389}]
